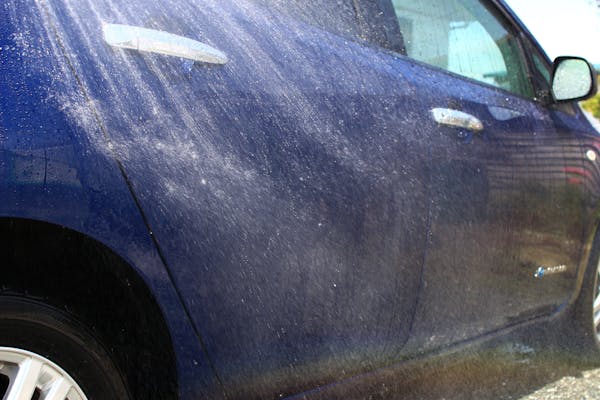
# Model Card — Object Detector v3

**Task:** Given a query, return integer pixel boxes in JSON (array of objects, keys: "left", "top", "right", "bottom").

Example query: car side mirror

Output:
[{"left": 551, "top": 56, "right": 597, "bottom": 102}]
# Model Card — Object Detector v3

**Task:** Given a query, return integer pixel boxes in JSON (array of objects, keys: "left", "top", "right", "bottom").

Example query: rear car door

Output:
[
  {"left": 42, "top": 0, "right": 430, "bottom": 397},
  {"left": 379, "top": 0, "right": 586, "bottom": 351}
]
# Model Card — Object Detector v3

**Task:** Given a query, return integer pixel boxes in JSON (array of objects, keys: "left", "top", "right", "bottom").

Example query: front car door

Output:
[{"left": 376, "top": 0, "right": 588, "bottom": 351}]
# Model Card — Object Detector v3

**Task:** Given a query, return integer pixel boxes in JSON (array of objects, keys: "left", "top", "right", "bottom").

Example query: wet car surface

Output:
[
  {"left": 1, "top": 0, "right": 600, "bottom": 398},
  {"left": 291, "top": 339, "right": 600, "bottom": 399},
  {"left": 296, "top": 317, "right": 600, "bottom": 399}
]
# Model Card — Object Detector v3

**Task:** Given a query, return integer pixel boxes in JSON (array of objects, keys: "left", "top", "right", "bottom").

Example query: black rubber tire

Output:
[{"left": 0, "top": 296, "right": 130, "bottom": 399}]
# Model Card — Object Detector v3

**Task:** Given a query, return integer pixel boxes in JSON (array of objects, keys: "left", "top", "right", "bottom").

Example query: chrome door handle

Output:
[
  {"left": 103, "top": 23, "right": 229, "bottom": 65},
  {"left": 431, "top": 108, "right": 484, "bottom": 133}
]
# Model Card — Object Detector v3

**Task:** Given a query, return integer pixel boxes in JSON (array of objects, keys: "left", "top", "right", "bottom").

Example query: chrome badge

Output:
[{"left": 534, "top": 265, "right": 567, "bottom": 278}]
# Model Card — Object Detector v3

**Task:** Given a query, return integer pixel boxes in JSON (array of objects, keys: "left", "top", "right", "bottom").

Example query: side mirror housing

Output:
[{"left": 551, "top": 56, "right": 597, "bottom": 103}]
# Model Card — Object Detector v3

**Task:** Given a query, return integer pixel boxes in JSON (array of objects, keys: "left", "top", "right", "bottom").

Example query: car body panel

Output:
[
  {"left": 2, "top": 0, "right": 600, "bottom": 398},
  {"left": 1, "top": 3, "right": 224, "bottom": 398},
  {"left": 402, "top": 58, "right": 588, "bottom": 351},
  {"left": 37, "top": 0, "right": 433, "bottom": 396}
]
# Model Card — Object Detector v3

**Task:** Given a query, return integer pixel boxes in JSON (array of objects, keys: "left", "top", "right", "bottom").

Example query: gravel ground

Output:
[{"left": 519, "top": 369, "right": 600, "bottom": 400}]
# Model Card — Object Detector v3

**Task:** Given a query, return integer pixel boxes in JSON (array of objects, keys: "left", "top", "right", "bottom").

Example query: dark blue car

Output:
[{"left": 1, "top": 0, "right": 599, "bottom": 398}]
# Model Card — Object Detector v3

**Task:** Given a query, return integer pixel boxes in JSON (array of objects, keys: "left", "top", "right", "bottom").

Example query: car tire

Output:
[
  {"left": 570, "top": 229, "right": 600, "bottom": 361},
  {"left": 0, "top": 295, "right": 130, "bottom": 399}
]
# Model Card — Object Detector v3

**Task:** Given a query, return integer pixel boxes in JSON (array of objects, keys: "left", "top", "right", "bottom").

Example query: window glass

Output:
[
  {"left": 525, "top": 44, "right": 555, "bottom": 102},
  {"left": 390, "top": 0, "right": 534, "bottom": 98},
  {"left": 531, "top": 50, "right": 551, "bottom": 85}
]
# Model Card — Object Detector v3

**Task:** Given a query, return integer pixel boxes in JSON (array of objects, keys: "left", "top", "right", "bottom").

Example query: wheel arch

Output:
[{"left": 0, "top": 217, "right": 178, "bottom": 399}]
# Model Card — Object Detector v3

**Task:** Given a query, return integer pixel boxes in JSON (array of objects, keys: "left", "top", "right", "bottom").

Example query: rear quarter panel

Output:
[{"left": 1, "top": 2, "right": 222, "bottom": 398}]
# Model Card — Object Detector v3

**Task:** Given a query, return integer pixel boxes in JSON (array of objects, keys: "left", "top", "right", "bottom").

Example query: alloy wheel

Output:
[{"left": 0, "top": 347, "right": 87, "bottom": 400}]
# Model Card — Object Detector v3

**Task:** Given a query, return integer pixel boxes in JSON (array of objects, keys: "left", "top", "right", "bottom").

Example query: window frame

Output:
[
  {"left": 490, "top": 0, "right": 582, "bottom": 113},
  {"left": 368, "top": 0, "right": 545, "bottom": 102}
]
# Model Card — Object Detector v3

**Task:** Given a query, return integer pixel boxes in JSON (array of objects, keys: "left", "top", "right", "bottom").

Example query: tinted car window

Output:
[
  {"left": 390, "top": 0, "right": 534, "bottom": 98},
  {"left": 532, "top": 51, "right": 551, "bottom": 85}
]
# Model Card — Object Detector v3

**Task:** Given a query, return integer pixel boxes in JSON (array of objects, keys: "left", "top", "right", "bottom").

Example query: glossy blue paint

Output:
[
  {"left": 1, "top": 4, "right": 222, "bottom": 398},
  {"left": 2, "top": 0, "right": 600, "bottom": 398},
  {"left": 41, "top": 1, "right": 431, "bottom": 396}
]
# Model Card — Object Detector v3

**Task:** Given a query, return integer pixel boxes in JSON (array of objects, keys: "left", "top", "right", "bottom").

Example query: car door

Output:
[
  {"left": 379, "top": 0, "right": 586, "bottom": 351},
  {"left": 43, "top": 0, "right": 431, "bottom": 397}
]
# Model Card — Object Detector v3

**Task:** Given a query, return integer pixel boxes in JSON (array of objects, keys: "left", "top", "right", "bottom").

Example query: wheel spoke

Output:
[
  {"left": 44, "top": 377, "right": 71, "bottom": 400},
  {"left": 6, "top": 357, "right": 43, "bottom": 400},
  {"left": 594, "top": 292, "right": 600, "bottom": 314},
  {"left": 0, "top": 348, "right": 87, "bottom": 400},
  {"left": 595, "top": 269, "right": 600, "bottom": 334}
]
